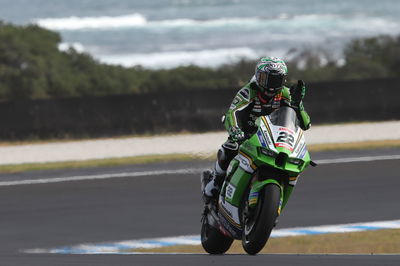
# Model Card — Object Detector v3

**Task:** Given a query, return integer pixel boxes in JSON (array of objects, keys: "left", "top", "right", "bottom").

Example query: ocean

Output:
[{"left": 1, "top": 0, "right": 399, "bottom": 69}]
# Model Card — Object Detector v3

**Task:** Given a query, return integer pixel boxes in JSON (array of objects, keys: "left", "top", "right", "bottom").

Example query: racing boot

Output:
[{"left": 202, "top": 140, "right": 238, "bottom": 203}]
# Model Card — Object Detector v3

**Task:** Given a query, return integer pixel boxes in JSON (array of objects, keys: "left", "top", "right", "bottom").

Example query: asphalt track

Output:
[{"left": 1, "top": 148, "right": 400, "bottom": 265}]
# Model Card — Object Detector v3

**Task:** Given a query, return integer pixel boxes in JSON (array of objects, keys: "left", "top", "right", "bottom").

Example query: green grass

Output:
[
  {"left": 131, "top": 229, "right": 400, "bottom": 254},
  {"left": 0, "top": 153, "right": 209, "bottom": 173}
]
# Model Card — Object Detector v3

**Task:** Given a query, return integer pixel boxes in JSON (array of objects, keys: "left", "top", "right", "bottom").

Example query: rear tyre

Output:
[
  {"left": 201, "top": 219, "right": 233, "bottom": 254},
  {"left": 242, "top": 184, "right": 280, "bottom": 255}
]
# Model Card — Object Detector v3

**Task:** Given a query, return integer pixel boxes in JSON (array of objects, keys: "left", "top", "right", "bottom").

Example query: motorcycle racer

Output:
[{"left": 203, "top": 56, "right": 311, "bottom": 201}]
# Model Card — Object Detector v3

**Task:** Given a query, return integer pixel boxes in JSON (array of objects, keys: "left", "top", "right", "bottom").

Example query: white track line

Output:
[
  {"left": 316, "top": 155, "right": 400, "bottom": 165},
  {"left": 0, "top": 168, "right": 204, "bottom": 187},
  {"left": 1, "top": 154, "right": 399, "bottom": 187}
]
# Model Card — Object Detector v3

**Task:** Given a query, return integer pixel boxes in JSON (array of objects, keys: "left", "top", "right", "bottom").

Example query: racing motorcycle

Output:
[{"left": 200, "top": 106, "right": 316, "bottom": 255}]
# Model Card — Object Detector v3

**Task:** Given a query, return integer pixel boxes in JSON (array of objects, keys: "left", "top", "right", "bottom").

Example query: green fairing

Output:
[
  {"left": 222, "top": 107, "right": 312, "bottom": 216},
  {"left": 225, "top": 164, "right": 252, "bottom": 206},
  {"left": 243, "top": 136, "right": 298, "bottom": 212},
  {"left": 247, "top": 132, "right": 309, "bottom": 174},
  {"left": 224, "top": 150, "right": 292, "bottom": 214},
  {"left": 282, "top": 185, "right": 293, "bottom": 210}
]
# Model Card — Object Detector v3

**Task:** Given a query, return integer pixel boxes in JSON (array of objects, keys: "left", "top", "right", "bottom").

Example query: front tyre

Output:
[
  {"left": 201, "top": 219, "right": 233, "bottom": 254},
  {"left": 242, "top": 184, "right": 280, "bottom": 255}
]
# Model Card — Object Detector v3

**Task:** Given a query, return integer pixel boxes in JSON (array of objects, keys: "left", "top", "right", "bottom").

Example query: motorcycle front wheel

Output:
[{"left": 241, "top": 183, "right": 280, "bottom": 255}]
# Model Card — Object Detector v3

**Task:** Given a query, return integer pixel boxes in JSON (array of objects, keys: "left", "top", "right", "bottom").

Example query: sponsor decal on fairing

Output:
[
  {"left": 257, "top": 131, "right": 267, "bottom": 147},
  {"left": 259, "top": 119, "right": 276, "bottom": 151},
  {"left": 219, "top": 197, "right": 241, "bottom": 229},
  {"left": 225, "top": 183, "right": 236, "bottom": 201},
  {"left": 269, "top": 123, "right": 302, "bottom": 153},
  {"left": 237, "top": 153, "right": 255, "bottom": 173}
]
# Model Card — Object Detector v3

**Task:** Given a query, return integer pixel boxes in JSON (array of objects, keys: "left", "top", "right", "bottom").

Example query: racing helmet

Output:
[{"left": 255, "top": 57, "right": 288, "bottom": 97}]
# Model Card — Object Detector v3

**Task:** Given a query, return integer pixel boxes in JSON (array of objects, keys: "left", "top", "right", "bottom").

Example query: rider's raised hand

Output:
[{"left": 290, "top": 80, "right": 306, "bottom": 107}]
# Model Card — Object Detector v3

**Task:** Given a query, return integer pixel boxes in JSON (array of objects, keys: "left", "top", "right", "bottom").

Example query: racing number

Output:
[
  {"left": 277, "top": 132, "right": 294, "bottom": 146},
  {"left": 226, "top": 184, "right": 235, "bottom": 200}
]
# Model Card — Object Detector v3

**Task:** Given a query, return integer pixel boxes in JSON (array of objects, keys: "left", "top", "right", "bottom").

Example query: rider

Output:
[{"left": 203, "top": 56, "right": 311, "bottom": 201}]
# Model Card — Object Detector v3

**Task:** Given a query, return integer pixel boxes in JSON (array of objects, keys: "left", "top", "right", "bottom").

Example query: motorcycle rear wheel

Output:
[
  {"left": 201, "top": 219, "right": 233, "bottom": 254},
  {"left": 242, "top": 184, "right": 280, "bottom": 255}
]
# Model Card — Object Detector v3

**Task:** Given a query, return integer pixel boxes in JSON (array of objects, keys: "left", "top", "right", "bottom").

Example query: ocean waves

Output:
[
  {"left": 35, "top": 12, "right": 400, "bottom": 35},
  {"left": 35, "top": 13, "right": 279, "bottom": 31},
  {"left": 96, "top": 47, "right": 262, "bottom": 69},
  {"left": 36, "top": 13, "right": 148, "bottom": 30},
  {"left": 40, "top": 8, "right": 400, "bottom": 69}
]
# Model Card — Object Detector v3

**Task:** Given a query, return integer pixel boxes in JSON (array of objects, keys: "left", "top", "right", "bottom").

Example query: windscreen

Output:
[{"left": 269, "top": 106, "right": 299, "bottom": 131}]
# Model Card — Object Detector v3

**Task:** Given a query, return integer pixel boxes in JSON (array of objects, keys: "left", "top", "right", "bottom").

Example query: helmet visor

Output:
[
  {"left": 257, "top": 72, "right": 284, "bottom": 89},
  {"left": 266, "top": 73, "right": 284, "bottom": 88}
]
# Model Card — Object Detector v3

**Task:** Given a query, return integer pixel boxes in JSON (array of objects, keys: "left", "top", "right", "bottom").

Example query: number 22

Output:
[{"left": 277, "top": 132, "right": 294, "bottom": 146}]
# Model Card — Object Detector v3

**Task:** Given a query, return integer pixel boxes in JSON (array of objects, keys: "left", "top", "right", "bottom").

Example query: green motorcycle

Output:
[{"left": 201, "top": 106, "right": 316, "bottom": 255}]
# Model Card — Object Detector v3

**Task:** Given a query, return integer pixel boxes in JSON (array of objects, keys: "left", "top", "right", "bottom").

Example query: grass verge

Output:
[
  {"left": 1, "top": 139, "right": 400, "bottom": 174},
  {"left": 0, "top": 153, "right": 208, "bottom": 174},
  {"left": 132, "top": 229, "right": 400, "bottom": 254}
]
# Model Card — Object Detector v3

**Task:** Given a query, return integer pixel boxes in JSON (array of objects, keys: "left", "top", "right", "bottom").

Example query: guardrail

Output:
[{"left": 0, "top": 77, "right": 399, "bottom": 140}]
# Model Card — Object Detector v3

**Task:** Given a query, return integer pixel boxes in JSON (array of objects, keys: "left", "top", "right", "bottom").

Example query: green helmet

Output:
[{"left": 255, "top": 57, "right": 288, "bottom": 97}]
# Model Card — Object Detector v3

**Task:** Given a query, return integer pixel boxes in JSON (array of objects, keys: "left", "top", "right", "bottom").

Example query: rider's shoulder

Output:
[
  {"left": 281, "top": 86, "right": 291, "bottom": 100},
  {"left": 237, "top": 76, "right": 258, "bottom": 101}
]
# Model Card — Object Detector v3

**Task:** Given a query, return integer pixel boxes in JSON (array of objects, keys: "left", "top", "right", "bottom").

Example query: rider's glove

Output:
[
  {"left": 228, "top": 126, "right": 246, "bottom": 143},
  {"left": 290, "top": 80, "right": 306, "bottom": 110}
]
